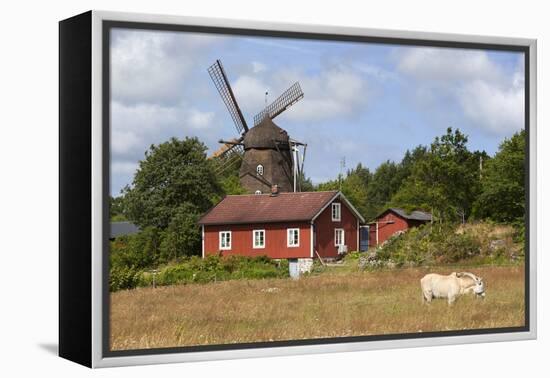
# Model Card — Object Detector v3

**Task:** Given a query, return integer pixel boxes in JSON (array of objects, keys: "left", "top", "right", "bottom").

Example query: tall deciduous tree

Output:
[
  {"left": 365, "top": 160, "right": 401, "bottom": 219},
  {"left": 159, "top": 202, "right": 203, "bottom": 260},
  {"left": 316, "top": 163, "right": 371, "bottom": 218},
  {"left": 391, "top": 128, "right": 482, "bottom": 222},
  {"left": 473, "top": 130, "right": 525, "bottom": 222},
  {"left": 123, "top": 137, "right": 223, "bottom": 230},
  {"left": 363, "top": 147, "right": 427, "bottom": 220}
]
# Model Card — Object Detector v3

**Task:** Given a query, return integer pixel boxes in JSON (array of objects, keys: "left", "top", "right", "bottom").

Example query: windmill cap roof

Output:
[{"left": 243, "top": 117, "right": 289, "bottom": 150}]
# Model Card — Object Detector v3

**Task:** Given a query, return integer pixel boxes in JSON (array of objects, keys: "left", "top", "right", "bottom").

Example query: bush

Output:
[
  {"left": 376, "top": 223, "right": 483, "bottom": 266},
  {"left": 437, "top": 232, "right": 480, "bottom": 263},
  {"left": 344, "top": 251, "right": 362, "bottom": 261},
  {"left": 511, "top": 219, "right": 526, "bottom": 257},
  {"left": 110, "top": 265, "right": 143, "bottom": 291},
  {"left": 110, "top": 227, "right": 162, "bottom": 270},
  {"left": 154, "top": 255, "right": 289, "bottom": 285},
  {"left": 110, "top": 255, "right": 289, "bottom": 291}
]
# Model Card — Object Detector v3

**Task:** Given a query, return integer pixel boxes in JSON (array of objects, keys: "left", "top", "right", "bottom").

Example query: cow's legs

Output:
[{"left": 422, "top": 290, "right": 432, "bottom": 303}]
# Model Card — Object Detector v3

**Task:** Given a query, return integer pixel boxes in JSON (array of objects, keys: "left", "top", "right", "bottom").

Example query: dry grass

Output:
[{"left": 110, "top": 265, "right": 525, "bottom": 351}]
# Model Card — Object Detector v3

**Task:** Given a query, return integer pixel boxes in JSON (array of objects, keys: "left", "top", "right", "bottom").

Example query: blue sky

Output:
[{"left": 110, "top": 28, "right": 525, "bottom": 196}]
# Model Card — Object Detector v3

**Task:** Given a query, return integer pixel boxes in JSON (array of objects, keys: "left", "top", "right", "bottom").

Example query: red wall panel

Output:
[
  {"left": 368, "top": 211, "right": 410, "bottom": 247},
  {"left": 313, "top": 200, "right": 358, "bottom": 258},
  {"left": 204, "top": 222, "right": 311, "bottom": 259}
]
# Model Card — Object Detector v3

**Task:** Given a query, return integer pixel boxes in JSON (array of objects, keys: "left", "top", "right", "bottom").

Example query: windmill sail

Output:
[
  {"left": 211, "top": 143, "right": 244, "bottom": 176},
  {"left": 208, "top": 60, "right": 249, "bottom": 134},
  {"left": 253, "top": 82, "right": 304, "bottom": 126}
]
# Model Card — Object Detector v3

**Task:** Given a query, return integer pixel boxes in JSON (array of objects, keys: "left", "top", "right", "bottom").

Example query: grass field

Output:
[{"left": 110, "top": 264, "right": 525, "bottom": 351}]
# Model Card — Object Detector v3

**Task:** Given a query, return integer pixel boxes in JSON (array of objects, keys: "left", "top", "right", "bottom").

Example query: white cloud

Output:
[
  {"left": 187, "top": 109, "right": 215, "bottom": 129},
  {"left": 232, "top": 64, "right": 369, "bottom": 123},
  {"left": 111, "top": 161, "right": 139, "bottom": 175},
  {"left": 285, "top": 65, "right": 368, "bottom": 122},
  {"left": 251, "top": 61, "right": 267, "bottom": 73},
  {"left": 112, "top": 101, "right": 215, "bottom": 133},
  {"left": 396, "top": 47, "right": 524, "bottom": 135},
  {"left": 355, "top": 63, "right": 397, "bottom": 82},
  {"left": 111, "top": 29, "right": 220, "bottom": 104},
  {"left": 111, "top": 130, "right": 141, "bottom": 154},
  {"left": 397, "top": 47, "right": 502, "bottom": 84},
  {"left": 243, "top": 37, "right": 317, "bottom": 54},
  {"left": 112, "top": 102, "right": 179, "bottom": 133},
  {"left": 232, "top": 75, "right": 272, "bottom": 114},
  {"left": 111, "top": 101, "right": 219, "bottom": 164},
  {"left": 458, "top": 79, "right": 524, "bottom": 135}
]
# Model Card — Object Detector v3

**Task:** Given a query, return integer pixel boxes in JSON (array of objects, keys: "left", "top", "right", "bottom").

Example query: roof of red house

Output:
[
  {"left": 372, "top": 208, "right": 432, "bottom": 222},
  {"left": 198, "top": 191, "right": 365, "bottom": 225}
]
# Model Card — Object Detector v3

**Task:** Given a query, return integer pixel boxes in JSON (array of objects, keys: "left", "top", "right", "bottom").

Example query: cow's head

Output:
[
  {"left": 458, "top": 272, "right": 486, "bottom": 297},
  {"left": 473, "top": 277, "right": 486, "bottom": 297}
]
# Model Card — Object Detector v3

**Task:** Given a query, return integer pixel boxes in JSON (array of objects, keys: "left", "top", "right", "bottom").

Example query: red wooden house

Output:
[
  {"left": 198, "top": 190, "right": 365, "bottom": 259},
  {"left": 368, "top": 208, "right": 432, "bottom": 248}
]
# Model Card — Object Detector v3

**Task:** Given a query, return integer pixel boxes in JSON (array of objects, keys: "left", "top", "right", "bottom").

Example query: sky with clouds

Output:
[{"left": 110, "top": 28, "right": 525, "bottom": 196}]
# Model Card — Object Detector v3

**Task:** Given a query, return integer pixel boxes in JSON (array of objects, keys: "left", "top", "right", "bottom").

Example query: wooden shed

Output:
[
  {"left": 368, "top": 208, "right": 432, "bottom": 248},
  {"left": 198, "top": 189, "right": 365, "bottom": 260}
]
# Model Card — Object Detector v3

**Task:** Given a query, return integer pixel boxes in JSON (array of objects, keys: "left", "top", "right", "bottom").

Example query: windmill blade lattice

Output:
[
  {"left": 208, "top": 60, "right": 249, "bottom": 135},
  {"left": 212, "top": 143, "right": 244, "bottom": 176},
  {"left": 254, "top": 82, "right": 304, "bottom": 126}
]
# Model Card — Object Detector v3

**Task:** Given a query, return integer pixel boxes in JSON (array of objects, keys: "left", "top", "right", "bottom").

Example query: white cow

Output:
[{"left": 420, "top": 272, "right": 486, "bottom": 305}]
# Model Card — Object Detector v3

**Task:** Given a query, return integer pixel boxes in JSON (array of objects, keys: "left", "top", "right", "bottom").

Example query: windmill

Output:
[{"left": 207, "top": 59, "right": 307, "bottom": 194}]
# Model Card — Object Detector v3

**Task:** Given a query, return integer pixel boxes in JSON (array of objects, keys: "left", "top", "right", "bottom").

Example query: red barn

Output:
[
  {"left": 198, "top": 190, "right": 365, "bottom": 260},
  {"left": 368, "top": 208, "right": 432, "bottom": 248}
]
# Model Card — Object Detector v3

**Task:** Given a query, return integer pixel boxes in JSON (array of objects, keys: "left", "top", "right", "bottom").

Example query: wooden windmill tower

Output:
[{"left": 208, "top": 59, "right": 307, "bottom": 194}]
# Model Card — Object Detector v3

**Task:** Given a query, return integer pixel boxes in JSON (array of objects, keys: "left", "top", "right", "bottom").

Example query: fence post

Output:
[{"left": 150, "top": 269, "right": 158, "bottom": 289}]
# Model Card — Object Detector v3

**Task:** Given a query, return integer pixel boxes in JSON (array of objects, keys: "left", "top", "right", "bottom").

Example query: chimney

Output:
[{"left": 270, "top": 184, "right": 279, "bottom": 196}]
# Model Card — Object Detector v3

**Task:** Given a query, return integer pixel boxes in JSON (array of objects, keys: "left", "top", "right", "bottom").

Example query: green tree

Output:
[
  {"left": 399, "top": 146, "right": 429, "bottom": 182},
  {"left": 316, "top": 179, "right": 339, "bottom": 192},
  {"left": 473, "top": 130, "right": 525, "bottom": 222},
  {"left": 365, "top": 161, "right": 401, "bottom": 219},
  {"left": 362, "top": 147, "right": 428, "bottom": 220},
  {"left": 123, "top": 137, "right": 223, "bottom": 230},
  {"left": 219, "top": 172, "right": 247, "bottom": 195},
  {"left": 110, "top": 226, "right": 162, "bottom": 269},
  {"left": 159, "top": 202, "right": 203, "bottom": 260},
  {"left": 299, "top": 173, "right": 315, "bottom": 192},
  {"left": 391, "top": 128, "right": 482, "bottom": 222},
  {"left": 316, "top": 163, "right": 371, "bottom": 217},
  {"left": 213, "top": 154, "right": 247, "bottom": 196},
  {"left": 109, "top": 195, "right": 127, "bottom": 221},
  {"left": 348, "top": 163, "right": 372, "bottom": 188}
]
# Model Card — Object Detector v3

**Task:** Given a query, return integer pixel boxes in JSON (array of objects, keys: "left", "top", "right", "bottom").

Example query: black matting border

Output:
[{"left": 101, "top": 19, "right": 531, "bottom": 359}]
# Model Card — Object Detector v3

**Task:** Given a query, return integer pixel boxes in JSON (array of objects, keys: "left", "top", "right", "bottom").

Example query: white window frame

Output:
[
  {"left": 219, "top": 231, "right": 232, "bottom": 250},
  {"left": 332, "top": 203, "right": 341, "bottom": 221},
  {"left": 253, "top": 229, "right": 265, "bottom": 249},
  {"left": 256, "top": 164, "right": 264, "bottom": 176},
  {"left": 287, "top": 228, "right": 300, "bottom": 247},
  {"left": 335, "top": 228, "right": 345, "bottom": 247}
]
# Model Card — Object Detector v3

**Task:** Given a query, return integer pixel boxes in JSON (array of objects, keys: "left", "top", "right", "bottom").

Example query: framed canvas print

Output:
[{"left": 59, "top": 10, "right": 537, "bottom": 368}]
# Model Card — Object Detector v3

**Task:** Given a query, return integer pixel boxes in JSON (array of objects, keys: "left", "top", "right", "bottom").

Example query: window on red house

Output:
[
  {"left": 253, "top": 229, "right": 265, "bottom": 249},
  {"left": 332, "top": 203, "right": 341, "bottom": 221},
  {"left": 287, "top": 228, "right": 299, "bottom": 247},
  {"left": 219, "top": 231, "right": 231, "bottom": 250}
]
